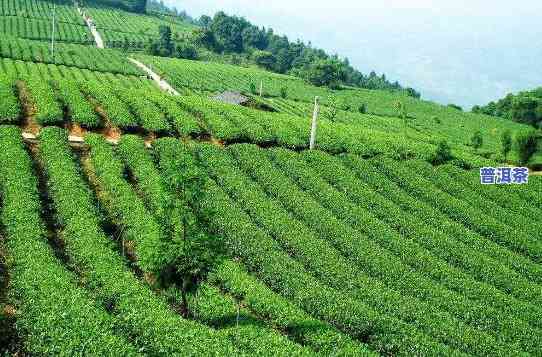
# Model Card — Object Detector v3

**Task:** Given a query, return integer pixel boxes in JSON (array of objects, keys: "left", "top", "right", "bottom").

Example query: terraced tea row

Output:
[
  {"left": 84, "top": 5, "right": 196, "bottom": 48},
  {"left": 2, "top": 125, "right": 540, "bottom": 355},
  {"left": 0, "top": 37, "right": 142, "bottom": 75},
  {"left": 137, "top": 54, "right": 534, "bottom": 163},
  {"left": 0, "top": 58, "right": 492, "bottom": 167}
]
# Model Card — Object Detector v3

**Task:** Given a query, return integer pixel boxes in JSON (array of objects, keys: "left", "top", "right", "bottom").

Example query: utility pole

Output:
[
  {"left": 309, "top": 96, "right": 320, "bottom": 150},
  {"left": 259, "top": 80, "right": 263, "bottom": 97},
  {"left": 51, "top": 3, "right": 56, "bottom": 62}
]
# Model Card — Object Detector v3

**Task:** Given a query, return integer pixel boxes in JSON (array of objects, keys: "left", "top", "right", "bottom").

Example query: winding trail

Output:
[
  {"left": 75, "top": 3, "right": 104, "bottom": 48},
  {"left": 128, "top": 58, "right": 180, "bottom": 96}
]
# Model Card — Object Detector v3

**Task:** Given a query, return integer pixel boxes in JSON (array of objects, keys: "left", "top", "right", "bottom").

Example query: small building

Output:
[{"left": 213, "top": 91, "right": 250, "bottom": 106}]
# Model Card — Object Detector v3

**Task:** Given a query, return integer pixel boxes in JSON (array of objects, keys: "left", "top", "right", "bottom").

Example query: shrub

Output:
[
  {"left": 470, "top": 130, "right": 483, "bottom": 151},
  {"left": 175, "top": 43, "right": 198, "bottom": 60},
  {"left": 448, "top": 104, "right": 463, "bottom": 111},
  {"left": 431, "top": 140, "right": 453, "bottom": 165},
  {"left": 358, "top": 103, "right": 367, "bottom": 114},
  {"left": 501, "top": 130, "right": 512, "bottom": 161},
  {"left": 515, "top": 131, "right": 538, "bottom": 165},
  {"left": 280, "top": 86, "right": 287, "bottom": 99},
  {"left": 249, "top": 82, "right": 257, "bottom": 95}
]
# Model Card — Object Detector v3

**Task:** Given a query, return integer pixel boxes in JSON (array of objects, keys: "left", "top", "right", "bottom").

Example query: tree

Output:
[
  {"left": 147, "top": 25, "right": 175, "bottom": 57},
  {"left": 406, "top": 88, "right": 421, "bottom": 99},
  {"left": 475, "top": 88, "right": 542, "bottom": 127},
  {"left": 324, "top": 97, "right": 340, "bottom": 121},
  {"left": 512, "top": 96, "right": 542, "bottom": 127},
  {"left": 158, "top": 25, "right": 174, "bottom": 56},
  {"left": 198, "top": 15, "right": 212, "bottom": 29},
  {"left": 192, "top": 28, "right": 220, "bottom": 52},
  {"left": 252, "top": 50, "right": 276, "bottom": 71},
  {"left": 470, "top": 130, "right": 483, "bottom": 151},
  {"left": 155, "top": 141, "right": 226, "bottom": 318},
  {"left": 303, "top": 58, "right": 347, "bottom": 88},
  {"left": 121, "top": 36, "right": 130, "bottom": 52},
  {"left": 431, "top": 140, "right": 453, "bottom": 165},
  {"left": 242, "top": 26, "right": 268, "bottom": 50},
  {"left": 395, "top": 101, "right": 408, "bottom": 137},
  {"left": 211, "top": 12, "right": 245, "bottom": 53},
  {"left": 249, "top": 82, "right": 257, "bottom": 95},
  {"left": 515, "top": 131, "right": 538, "bottom": 165},
  {"left": 501, "top": 130, "right": 512, "bottom": 162},
  {"left": 358, "top": 103, "right": 367, "bottom": 114},
  {"left": 175, "top": 42, "right": 198, "bottom": 60},
  {"left": 448, "top": 103, "right": 463, "bottom": 111},
  {"left": 280, "top": 86, "right": 288, "bottom": 99}
]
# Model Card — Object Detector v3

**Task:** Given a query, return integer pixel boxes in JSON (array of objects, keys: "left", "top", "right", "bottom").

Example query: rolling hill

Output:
[{"left": 0, "top": 0, "right": 541, "bottom": 355}]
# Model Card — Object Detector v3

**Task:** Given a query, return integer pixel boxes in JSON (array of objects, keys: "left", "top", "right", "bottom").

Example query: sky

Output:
[{"left": 163, "top": 0, "right": 542, "bottom": 108}]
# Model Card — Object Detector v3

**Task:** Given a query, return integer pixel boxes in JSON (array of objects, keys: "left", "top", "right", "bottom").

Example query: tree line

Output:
[
  {"left": 144, "top": 6, "right": 420, "bottom": 96},
  {"left": 473, "top": 87, "right": 542, "bottom": 129}
]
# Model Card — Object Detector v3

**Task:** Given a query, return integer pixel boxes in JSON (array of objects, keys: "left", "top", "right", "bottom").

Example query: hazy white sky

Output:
[{"left": 164, "top": 0, "right": 542, "bottom": 108}]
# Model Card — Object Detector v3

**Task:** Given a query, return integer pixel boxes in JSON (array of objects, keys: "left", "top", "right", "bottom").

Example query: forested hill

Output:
[
  {"left": 85, "top": 0, "right": 147, "bottom": 13},
  {"left": 142, "top": 0, "right": 419, "bottom": 97},
  {"left": 473, "top": 87, "right": 542, "bottom": 129}
]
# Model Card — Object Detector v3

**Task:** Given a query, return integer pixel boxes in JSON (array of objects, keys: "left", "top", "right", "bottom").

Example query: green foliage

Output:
[
  {"left": 86, "top": 134, "right": 174, "bottom": 275},
  {"left": 147, "top": 25, "right": 175, "bottom": 57},
  {"left": 358, "top": 103, "right": 367, "bottom": 114},
  {"left": 0, "top": 126, "right": 139, "bottom": 355},
  {"left": 175, "top": 41, "right": 198, "bottom": 59},
  {"left": 86, "top": 0, "right": 147, "bottom": 13},
  {"left": 515, "top": 131, "right": 539, "bottom": 165},
  {"left": 249, "top": 81, "right": 257, "bottom": 94},
  {"left": 196, "top": 145, "right": 454, "bottom": 355},
  {"left": 373, "top": 157, "right": 542, "bottom": 262},
  {"left": 209, "top": 260, "right": 371, "bottom": 355},
  {"left": 227, "top": 144, "right": 531, "bottom": 355},
  {"left": 114, "top": 87, "right": 170, "bottom": 132},
  {"left": 324, "top": 97, "right": 340, "bottom": 121},
  {"left": 22, "top": 76, "right": 63, "bottom": 125},
  {"left": 0, "top": 36, "right": 143, "bottom": 76},
  {"left": 147, "top": 91, "right": 202, "bottom": 136},
  {"left": 512, "top": 96, "right": 542, "bottom": 128},
  {"left": 476, "top": 87, "right": 542, "bottom": 128},
  {"left": 197, "top": 11, "right": 413, "bottom": 93},
  {"left": 501, "top": 130, "right": 512, "bottom": 161},
  {"left": 86, "top": 5, "right": 196, "bottom": 49},
  {"left": 37, "top": 128, "right": 236, "bottom": 355},
  {"left": 0, "top": 76, "right": 20, "bottom": 124},
  {"left": 290, "top": 150, "right": 542, "bottom": 352},
  {"left": 447, "top": 103, "right": 463, "bottom": 111},
  {"left": 301, "top": 58, "right": 347, "bottom": 88},
  {"left": 79, "top": 79, "right": 137, "bottom": 128},
  {"left": 51, "top": 79, "right": 99, "bottom": 127},
  {"left": 0, "top": 14, "right": 91, "bottom": 44},
  {"left": 252, "top": 50, "right": 276, "bottom": 71},
  {"left": 280, "top": 86, "right": 288, "bottom": 99},
  {"left": 150, "top": 139, "right": 227, "bottom": 315},
  {"left": 431, "top": 140, "right": 453, "bottom": 165},
  {"left": 470, "top": 130, "right": 483, "bottom": 151}
]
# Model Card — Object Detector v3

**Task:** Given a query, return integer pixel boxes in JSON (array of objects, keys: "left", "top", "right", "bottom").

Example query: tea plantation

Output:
[{"left": 0, "top": 0, "right": 540, "bottom": 355}]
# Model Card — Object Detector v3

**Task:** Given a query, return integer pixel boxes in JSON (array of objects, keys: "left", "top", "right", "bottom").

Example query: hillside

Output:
[
  {"left": 1, "top": 0, "right": 541, "bottom": 356},
  {"left": 474, "top": 87, "right": 542, "bottom": 128}
]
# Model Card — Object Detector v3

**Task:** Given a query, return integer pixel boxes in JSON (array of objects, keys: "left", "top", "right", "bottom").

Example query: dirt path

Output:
[
  {"left": 75, "top": 3, "right": 104, "bottom": 49},
  {"left": 128, "top": 58, "right": 180, "bottom": 96}
]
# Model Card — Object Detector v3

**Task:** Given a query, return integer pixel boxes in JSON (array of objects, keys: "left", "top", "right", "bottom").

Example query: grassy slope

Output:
[{"left": 0, "top": 2, "right": 541, "bottom": 354}]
